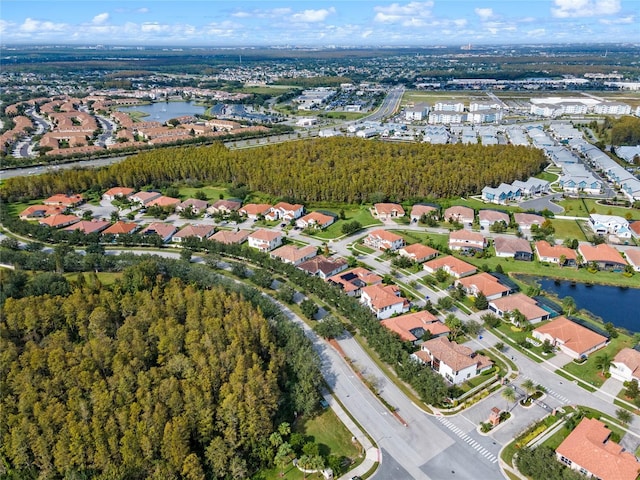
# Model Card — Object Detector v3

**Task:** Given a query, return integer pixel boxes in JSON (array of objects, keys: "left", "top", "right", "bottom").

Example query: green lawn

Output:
[
  {"left": 561, "top": 335, "right": 634, "bottom": 388},
  {"left": 388, "top": 230, "right": 449, "bottom": 250},
  {"left": 305, "top": 206, "right": 381, "bottom": 240},
  {"left": 550, "top": 218, "right": 589, "bottom": 241},
  {"left": 556, "top": 198, "right": 640, "bottom": 221},
  {"left": 535, "top": 171, "right": 560, "bottom": 183},
  {"left": 178, "top": 185, "right": 229, "bottom": 201},
  {"left": 64, "top": 271, "right": 123, "bottom": 285},
  {"left": 257, "top": 408, "right": 362, "bottom": 480}
]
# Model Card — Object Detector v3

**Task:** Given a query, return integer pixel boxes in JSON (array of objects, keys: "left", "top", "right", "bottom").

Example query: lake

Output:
[
  {"left": 118, "top": 101, "right": 206, "bottom": 124},
  {"left": 532, "top": 277, "right": 640, "bottom": 333}
]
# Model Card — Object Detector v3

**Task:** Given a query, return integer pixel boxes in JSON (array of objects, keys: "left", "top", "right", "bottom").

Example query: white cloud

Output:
[
  {"left": 474, "top": 8, "right": 494, "bottom": 20},
  {"left": 599, "top": 15, "right": 634, "bottom": 24},
  {"left": 136, "top": 8, "right": 149, "bottom": 14},
  {"left": 373, "top": 1, "right": 434, "bottom": 24},
  {"left": 453, "top": 18, "right": 468, "bottom": 27},
  {"left": 20, "top": 18, "right": 67, "bottom": 33},
  {"left": 291, "top": 7, "right": 336, "bottom": 23},
  {"left": 552, "top": 0, "right": 621, "bottom": 18},
  {"left": 231, "top": 7, "right": 292, "bottom": 19},
  {"left": 527, "top": 28, "right": 547, "bottom": 37},
  {"left": 361, "top": 29, "right": 373, "bottom": 38},
  {"left": 92, "top": 13, "right": 109, "bottom": 25}
]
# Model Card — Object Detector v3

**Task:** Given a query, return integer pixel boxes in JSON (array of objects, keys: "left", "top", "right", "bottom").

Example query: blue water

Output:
[
  {"left": 535, "top": 278, "right": 640, "bottom": 333},
  {"left": 118, "top": 101, "right": 205, "bottom": 124}
]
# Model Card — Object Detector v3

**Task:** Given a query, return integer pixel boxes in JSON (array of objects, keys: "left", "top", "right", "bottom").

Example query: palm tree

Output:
[
  {"left": 616, "top": 408, "right": 632, "bottom": 426},
  {"left": 595, "top": 353, "right": 613, "bottom": 375},
  {"left": 521, "top": 379, "right": 537, "bottom": 402},
  {"left": 502, "top": 386, "right": 517, "bottom": 411}
]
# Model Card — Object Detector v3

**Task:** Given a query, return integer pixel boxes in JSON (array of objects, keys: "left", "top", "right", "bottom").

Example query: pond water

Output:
[
  {"left": 532, "top": 277, "right": 640, "bottom": 333},
  {"left": 118, "top": 101, "right": 206, "bottom": 124}
]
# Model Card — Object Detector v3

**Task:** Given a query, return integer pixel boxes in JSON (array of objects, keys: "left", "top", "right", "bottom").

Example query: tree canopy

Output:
[
  {"left": 1, "top": 138, "right": 547, "bottom": 203},
  {"left": 0, "top": 261, "right": 323, "bottom": 479}
]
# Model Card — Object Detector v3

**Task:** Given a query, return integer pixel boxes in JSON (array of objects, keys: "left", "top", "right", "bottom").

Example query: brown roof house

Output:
[
  {"left": 270, "top": 244, "right": 317, "bottom": 266},
  {"left": 103, "top": 187, "right": 135, "bottom": 201},
  {"left": 296, "top": 211, "right": 335, "bottom": 230},
  {"left": 297, "top": 255, "right": 348, "bottom": 280},
  {"left": 266, "top": 202, "right": 304, "bottom": 221},
  {"left": 494, "top": 236, "right": 533, "bottom": 261},
  {"left": 535, "top": 240, "right": 577, "bottom": 266},
  {"left": 448, "top": 230, "right": 487, "bottom": 253},
  {"left": 398, "top": 243, "right": 439, "bottom": 263},
  {"left": 532, "top": 316, "right": 608, "bottom": 360},
  {"left": 488, "top": 293, "right": 551, "bottom": 325},
  {"left": 176, "top": 199, "right": 209, "bottom": 215},
  {"left": 239, "top": 203, "right": 272, "bottom": 220},
  {"left": 410, "top": 204, "right": 438, "bottom": 222},
  {"left": 578, "top": 243, "right": 628, "bottom": 270},
  {"left": 423, "top": 255, "right": 477, "bottom": 278},
  {"left": 478, "top": 210, "right": 509, "bottom": 230},
  {"left": 364, "top": 229, "right": 405, "bottom": 251},
  {"left": 625, "top": 248, "right": 640, "bottom": 272},
  {"left": 44, "top": 193, "right": 84, "bottom": 207},
  {"left": 514, "top": 213, "right": 545, "bottom": 238},
  {"left": 373, "top": 203, "right": 405, "bottom": 220},
  {"left": 102, "top": 221, "right": 140, "bottom": 237},
  {"left": 207, "top": 199, "right": 242, "bottom": 215},
  {"left": 444, "top": 206, "right": 474, "bottom": 225},
  {"left": 63, "top": 220, "right": 111, "bottom": 234},
  {"left": 610, "top": 348, "right": 640, "bottom": 383},
  {"left": 328, "top": 267, "right": 383, "bottom": 297},
  {"left": 38, "top": 214, "right": 81, "bottom": 229},
  {"left": 556, "top": 417, "right": 640, "bottom": 480},
  {"left": 455, "top": 272, "right": 514, "bottom": 300},
  {"left": 412, "top": 337, "right": 493, "bottom": 384},
  {"left": 247, "top": 229, "right": 283, "bottom": 252},
  {"left": 381, "top": 311, "right": 450, "bottom": 345},
  {"left": 140, "top": 222, "right": 177, "bottom": 243},
  {"left": 172, "top": 224, "right": 216, "bottom": 242},
  {"left": 360, "top": 284, "right": 410, "bottom": 319},
  {"left": 210, "top": 229, "right": 251, "bottom": 245}
]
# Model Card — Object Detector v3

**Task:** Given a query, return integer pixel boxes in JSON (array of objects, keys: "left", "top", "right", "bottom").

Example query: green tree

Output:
[
  {"left": 616, "top": 408, "right": 632, "bottom": 426},
  {"left": 562, "top": 296, "right": 577, "bottom": 317},
  {"left": 474, "top": 291, "right": 488, "bottom": 310},
  {"left": 445, "top": 314, "right": 464, "bottom": 340},
  {"left": 595, "top": 353, "right": 613, "bottom": 375},
  {"left": 521, "top": 379, "right": 537, "bottom": 401},
  {"left": 502, "top": 386, "right": 517, "bottom": 410},
  {"left": 301, "top": 299, "right": 319, "bottom": 319}
]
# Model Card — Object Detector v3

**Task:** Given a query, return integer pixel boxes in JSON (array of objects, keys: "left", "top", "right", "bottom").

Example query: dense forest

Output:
[
  {"left": 1, "top": 138, "right": 547, "bottom": 203},
  {"left": 0, "top": 261, "right": 323, "bottom": 479}
]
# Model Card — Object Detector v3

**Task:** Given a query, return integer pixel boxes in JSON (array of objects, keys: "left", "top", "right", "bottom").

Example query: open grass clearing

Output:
[
  {"left": 550, "top": 218, "right": 589, "bottom": 241},
  {"left": 305, "top": 207, "right": 381, "bottom": 240},
  {"left": 177, "top": 185, "right": 230, "bottom": 201}
]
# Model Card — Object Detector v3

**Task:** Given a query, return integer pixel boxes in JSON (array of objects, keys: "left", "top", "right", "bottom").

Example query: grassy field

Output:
[
  {"left": 561, "top": 335, "right": 634, "bottom": 388},
  {"left": 257, "top": 407, "right": 362, "bottom": 480},
  {"left": 318, "top": 111, "right": 367, "bottom": 121},
  {"left": 388, "top": 229, "right": 449, "bottom": 250},
  {"left": 64, "top": 271, "right": 123, "bottom": 285},
  {"left": 556, "top": 198, "right": 640, "bottom": 220},
  {"left": 178, "top": 185, "right": 230, "bottom": 201},
  {"left": 401, "top": 90, "right": 486, "bottom": 105},
  {"left": 305, "top": 206, "right": 381, "bottom": 240},
  {"left": 550, "top": 218, "right": 589, "bottom": 241}
]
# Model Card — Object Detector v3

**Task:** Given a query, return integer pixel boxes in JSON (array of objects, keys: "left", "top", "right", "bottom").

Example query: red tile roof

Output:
[
  {"left": 210, "top": 229, "right": 251, "bottom": 244},
  {"left": 457, "top": 272, "right": 510, "bottom": 297},
  {"left": 38, "top": 214, "right": 81, "bottom": 228},
  {"left": 103, "top": 187, "right": 134, "bottom": 197},
  {"left": 147, "top": 196, "right": 180, "bottom": 208},
  {"left": 249, "top": 229, "right": 282, "bottom": 241},
  {"left": 102, "top": 221, "right": 139, "bottom": 235},
  {"left": 381, "top": 311, "right": 450, "bottom": 342},
  {"left": 424, "top": 255, "right": 477, "bottom": 277},
  {"left": 361, "top": 284, "right": 405, "bottom": 310},
  {"left": 399, "top": 243, "right": 439, "bottom": 262},
  {"left": 44, "top": 193, "right": 83, "bottom": 206},
  {"left": 556, "top": 417, "right": 640, "bottom": 480},
  {"left": 63, "top": 220, "right": 111, "bottom": 234},
  {"left": 533, "top": 316, "right": 608, "bottom": 357},
  {"left": 422, "top": 337, "right": 492, "bottom": 372},
  {"left": 578, "top": 243, "right": 627, "bottom": 266},
  {"left": 374, "top": 203, "right": 405, "bottom": 216},
  {"left": 535, "top": 240, "right": 577, "bottom": 262},
  {"left": 489, "top": 293, "right": 549, "bottom": 322}
]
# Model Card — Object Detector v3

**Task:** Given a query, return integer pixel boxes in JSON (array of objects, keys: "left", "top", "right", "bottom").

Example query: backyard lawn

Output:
[
  {"left": 178, "top": 185, "right": 230, "bottom": 201},
  {"left": 561, "top": 335, "right": 634, "bottom": 388},
  {"left": 305, "top": 206, "right": 381, "bottom": 240},
  {"left": 550, "top": 218, "right": 589, "bottom": 241}
]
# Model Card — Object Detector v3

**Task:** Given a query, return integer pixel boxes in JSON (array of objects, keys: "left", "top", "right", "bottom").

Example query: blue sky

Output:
[{"left": 2, "top": 1, "right": 639, "bottom": 46}]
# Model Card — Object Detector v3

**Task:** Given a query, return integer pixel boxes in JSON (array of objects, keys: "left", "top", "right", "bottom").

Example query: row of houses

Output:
[{"left": 481, "top": 177, "right": 550, "bottom": 205}]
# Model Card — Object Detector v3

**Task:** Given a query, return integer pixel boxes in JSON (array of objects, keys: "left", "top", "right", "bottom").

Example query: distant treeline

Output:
[{"left": 0, "top": 138, "right": 547, "bottom": 204}]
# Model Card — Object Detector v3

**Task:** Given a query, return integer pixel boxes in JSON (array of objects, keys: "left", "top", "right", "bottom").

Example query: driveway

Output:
[{"left": 519, "top": 194, "right": 564, "bottom": 214}]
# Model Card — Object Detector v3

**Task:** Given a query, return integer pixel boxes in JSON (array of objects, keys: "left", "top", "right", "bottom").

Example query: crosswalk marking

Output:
[
  {"left": 436, "top": 417, "right": 498, "bottom": 464},
  {"left": 521, "top": 375, "right": 571, "bottom": 404}
]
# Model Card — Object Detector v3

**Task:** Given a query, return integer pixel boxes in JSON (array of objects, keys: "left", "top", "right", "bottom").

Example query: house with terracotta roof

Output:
[
  {"left": 413, "top": 337, "right": 493, "bottom": 384},
  {"left": 444, "top": 206, "right": 474, "bottom": 225},
  {"left": 297, "top": 255, "right": 348, "bottom": 280},
  {"left": 296, "top": 211, "right": 335, "bottom": 230},
  {"left": 270, "top": 244, "right": 317, "bottom": 266},
  {"left": 210, "top": 229, "right": 251, "bottom": 245},
  {"left": 423, "top": 255, "right": 477, "bottom": 278},
  {"left": 625, "top": 248, "right": 640, "bottom": 272},
  {"left": 478, "top": 210, "right": 509, "bottom": 230},
  {"left": 373, "top": 203, "right": 405, "bottom": 220},
  {"left": 532, "top": 316, "right": 608, "bottom": 359},
  {"left": 19, "top": 204, "right": 65, "bottom": 220},
  {"left": 610, "top": 348, "right": 640, "bottom": 383},
  {"left": 131, "top": 191, "right": 162, "bottom": 206},
  {"left": 556, "top": 417, "right": 640, "bottom": 480},
  {"left": 410, "top": 204, "right": 438, "bottom": 222},
  {"left": 63, "top": 220, "right": 111, "bottom": 234},
  {"left": 398, "top": 243, "right": 439, "bottom": 263},
  {"left": 147, "top": 196, "right": 181, "bottom": 209},
  {"left": 247, "top": 229, "right": 283, "bottom": 252},
  {"left": 265, "top": 202, "right": 304, "bottom": 221},
  {"left": 630, "top": 221, "right": 640, "bottom": 240},
  {"left": 578, "top": 243, "right": 628, "bottom": 270},
  {"left": 535, "top": 240, "right": 577, "bottom": 266},
  {"left": 43, "top": 194, "right": 84, "bottom": 207},
  {"left": 102, "top": 221, "right": 139, "bottom": 236},
  {"left": 176, "top": 199, "right": 209, "bottom": 215},
  {"left": 239, "top": 203, "right": 272, "bottom": 220},
  {"left": 140, "top": 223, "right": 177, "bottom": 243},
  {"left": 514, "top": 213, "right": 545, "bottom": 238},
  {"left": 448, "top": 229, "right": 486, "bottom": 253},
  {"left": 364, "top": 229, "right": 405, "bottom": 251},
  {"left": 455, "top": 272, "right": 513, "bottom": 300},
  {"left": 488, "top": 293, "right": 551, "bottom": 325},
  {"left": 360, "top": 284, "right": 410, "bottom": 319},
  {"left": 38, "top": 214, "right": 81, "bottom": 229},
  {"left": 103, "top": 187, "right": 134, "bottom": 201},
  {"left": 328, "top": 267, "right": 383, "bottom": 297},
  {"left": 172, "top": 224, "right": 215, "bottom": 242},
  {"left": 381, "top": 311, "right": 450, "bottom": 345},
  {"left": 494, "top": 236, "right": 533, "bottom": 261},
  {"left": 207, "top": 199, "right": 242, "bottom": 215}
]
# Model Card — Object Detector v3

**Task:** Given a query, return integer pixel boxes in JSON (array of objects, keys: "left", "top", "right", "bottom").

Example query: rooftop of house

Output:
[
  {"left": 374, "top": 202, "right": 405, "bottom": 215},
  {"left": 299, "top": 211, "right": 334, "bottom": 224},
  {"left": 424, "top": 255, "right": 477, "bottom": 276},
  {"left": 367, "top": 229, "right": 404, "bottom": 243},
  {"left": 494, "top": 236, "right": 533, "bottom": 255},
  {"left": 361, "top": 284, "right": 405, "bottom": 310},
  {"left": 380, "top": 311, "right": 450, "bottom": 342},
  {"left": 449, "top": 229, "right": 485, "bottom": 242},
  {"left": 270, "top": 244, "right": 317, "bottom": 263},
  {"left": 613, "top": 348, "right": 640, "bottom": 376},
  {"left": 103, "top": 221, "right": 139, "bottom": 235},
  {"left": 141, "top": 222, "right": 176, "bottom": 237},
  {"left": 578, "top": 243, "right": 627, "bottom": 265},
  {"left": 489, "top": 293, "right": 549, "bottom": 321},
  {"left": 514, "top": 212, "right": 545, "bottom": 226},
  {"left": 533, "top": 316, "right": 608, "bottom": 355},
  {"left": 478, "top": 210, "right": 510, "bottom": 223},
  {"left": 457, "top": 272, "right": 510, "bottom": 297},
  {"left": 273, "top": 201, "right": 304, "bottom": 212},
  {"left": 240, "top": 203, "right": 272, "bottom": 215},
  {"left": 298, "top": 255, "right": 348, "bottom": 276},
  {"left": 104, "top": 187, "right": 134, "bottom": 197},
  {"left": 411, "top": 204, "right": 437, "bottom": 216},
  {"left": 210, "top": 229, "right": 251, "bottom": 244},
  {"left": 249, "top": 228, "right": 282, "bottom": 242},
  {"left": 444, "top": 205, "right": 474, "bottom": 219},
  {"left": 174, "top": 224, "right": 215, "bottom": 238},
  {"left": 400, "top": 243, "right": 439, "bottom": 258},
  {"left": 535, "top": 240, "right": 578, "bottom": 260},
  {"left": 421, "top": 336, "right": 493, "bottom": 372},
  {"left": 556, "top": 417, "right": 640, "bottom": 480}
]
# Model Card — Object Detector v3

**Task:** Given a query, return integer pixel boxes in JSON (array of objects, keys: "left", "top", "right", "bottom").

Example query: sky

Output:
[{"left": 2, "top": 0, "right": 639, "bottom": 46}]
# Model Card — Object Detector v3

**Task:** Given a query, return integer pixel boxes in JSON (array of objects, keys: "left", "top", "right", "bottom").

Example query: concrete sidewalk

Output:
[{"left": 323, "top": 393, "right": 380, "bottom": 480}]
